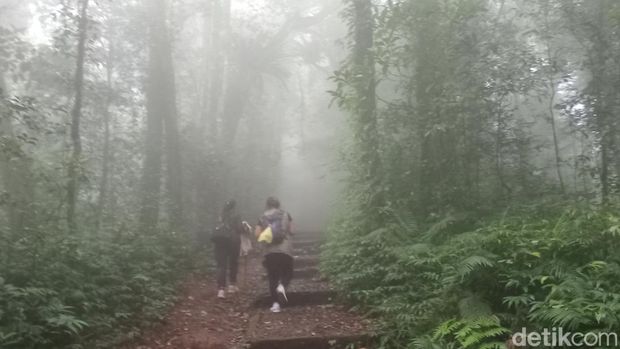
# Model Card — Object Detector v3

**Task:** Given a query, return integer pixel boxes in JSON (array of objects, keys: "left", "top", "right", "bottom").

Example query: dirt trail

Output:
[{"left": 130, "top": 234, "right": 374, "bottom": 349}]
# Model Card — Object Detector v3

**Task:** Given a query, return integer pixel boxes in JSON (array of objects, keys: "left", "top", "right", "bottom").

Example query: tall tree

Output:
[
  {"left": 96, "top": 40, "right": 114, "bottom": 230},
  {"left": 351, "top": 0, "right": 384, "bottom": 216},
  {"left": 205, "top": 0, "right": 230, "bottom": 135},
  {"left": 160, "top": 1, "right": 184, "bottom": 229},
  {"left": 540, "top": 0, "right": 566, "bottom": 194},
  {"left": 140, "top": 0, "right": 166, "bottom": 230},
  {"left": 66, "top": 0, "right": 90, "bottom": 232},
  {"left": 140, "top": 0, "right": 183, "bottom": 230},
  {"left": 562, "top": 0, "right": 620, "bottom": 204}
]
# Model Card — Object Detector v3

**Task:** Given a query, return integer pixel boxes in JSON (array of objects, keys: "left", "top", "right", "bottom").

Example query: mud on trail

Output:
[{"left": 128, "top": 234, "right": 375, "bottom": 349}]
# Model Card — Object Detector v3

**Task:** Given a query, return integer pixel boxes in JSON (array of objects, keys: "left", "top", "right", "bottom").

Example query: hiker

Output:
[
  {"left": 255, "top": 196, "right": 294, "bottom": 313},
  {"left": 212, "top": 199, "right": 246, "bottom": 299}
]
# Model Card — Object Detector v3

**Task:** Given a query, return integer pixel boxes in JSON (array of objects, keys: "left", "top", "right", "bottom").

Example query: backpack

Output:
[
  {"left": 262, "top": 209, "right": 289, "bottom": 245},
  {"left": 211, "top": 219, "right": 234, "bottom": 242}
]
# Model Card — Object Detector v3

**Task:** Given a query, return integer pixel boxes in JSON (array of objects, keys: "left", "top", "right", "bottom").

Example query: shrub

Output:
[
  {"left": 322, "top": 204, "right": 620, "bottom": 349},
  {"left": 0, "top": 227, "right": 194, "bottom": 349}
]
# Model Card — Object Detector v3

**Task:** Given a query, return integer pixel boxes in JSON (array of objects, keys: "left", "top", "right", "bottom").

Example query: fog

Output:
[
  {"left": 1, "top": 0, "right": 618, "bottom": 243},
  {"left": 0, "top": 0, "right": 616, "bottom": 233},
  {"left": 3, "top": 0, "right": 620, "bottom": 348}
]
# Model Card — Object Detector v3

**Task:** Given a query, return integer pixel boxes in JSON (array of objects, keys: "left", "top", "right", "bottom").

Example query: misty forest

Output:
[{"left": 1, "top": 0, "right": 620, "bottom": 348}]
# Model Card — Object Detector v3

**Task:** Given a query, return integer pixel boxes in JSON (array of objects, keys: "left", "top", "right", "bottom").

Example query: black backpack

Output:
[{"left": 211, "top": 221, "right": 234, "bottom": 242}]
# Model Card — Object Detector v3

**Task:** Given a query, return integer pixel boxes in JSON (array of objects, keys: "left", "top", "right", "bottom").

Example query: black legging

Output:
[
  {"left": 263, "top": 253, "right": 294, "bottom": 303},
  {"left": 214, "top": 238, "right": 241, "bottom": 289}
]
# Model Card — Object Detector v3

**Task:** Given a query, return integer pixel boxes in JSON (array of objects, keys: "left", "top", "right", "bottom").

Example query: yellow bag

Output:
[{"left": 258, "top": 226, "right": 273, "bottom": 244}]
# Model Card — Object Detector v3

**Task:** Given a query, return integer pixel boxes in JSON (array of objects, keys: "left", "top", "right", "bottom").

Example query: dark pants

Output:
[
  {"left": 214, "top": 238, "right": 240, "bottom": 289},
  {"left": 263, "top": 253, "right": 294, "bottom": 303}
]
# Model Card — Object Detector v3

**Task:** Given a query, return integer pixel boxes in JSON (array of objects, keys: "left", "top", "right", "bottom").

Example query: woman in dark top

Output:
[{"left": 212, "top": 199, "right": 244, "bottom": 298}]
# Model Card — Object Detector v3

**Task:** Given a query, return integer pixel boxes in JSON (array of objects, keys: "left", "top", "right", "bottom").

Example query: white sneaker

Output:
[
  {"left": 270, "top": 302, "right": 281, "bottom": 313},
  {"left": 276, "top": 283, "right": 288, "bottom": 303},
  {"left": 217, "top": 289, "right": 225, "bottom": 299},
  {"left": 227, "top": 285, "right": 239, "bottom": 293}
]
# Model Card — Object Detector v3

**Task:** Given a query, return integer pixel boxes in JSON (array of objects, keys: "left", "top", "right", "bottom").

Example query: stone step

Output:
[
  {"left": 292, "top": 239, "right": 323, "bottom": 249},
  {"left": 293, "top": 256, "right": 319, "bottom": 268},
  {"left": 289, "top": 278, "right": 332, "bottom": 293},
  {"left": 294, "top": 266, "right": 319, "bottom": 279},
  {"left": 293, "top": 246, "right": 321, "bottom": 256},
  {"left": 246, "top": 304, "right": 373, "bottom": 349},
  {"left": 292, "top": 232, "right": 324, "bottom": 240},
  {"left": 252, "top": 290, "right": 336, "bottom": 308},
  {"left": 247, "top": 333, "right": 371, "bottom": 349},
  {"left": 260, "top": 266, "right": 320, "bottom": 281}
]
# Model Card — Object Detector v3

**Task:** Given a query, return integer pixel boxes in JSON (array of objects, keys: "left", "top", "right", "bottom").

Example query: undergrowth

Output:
[
  {"left": 322, "top": 203, "right": 620, "bottom": 349},
  {"left": 0, "top": 226, "right": 196, "bottom": 348}
]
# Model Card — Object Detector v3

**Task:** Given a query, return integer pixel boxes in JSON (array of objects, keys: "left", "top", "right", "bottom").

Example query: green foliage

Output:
[
  {"left": 323, "top": 204, "right": 620, "bottom": 349},
  {"left": 328, "top": 1, "right": 620, "bottom": 347},
  {"left": 433, "top": 316, "right": 509, "bottom": 349},
  {"left": 0, "top": 226, "right": 194, "bottom": 349},
  {"left": 0, "top": 9, "right": 201, "bottom": 347}
]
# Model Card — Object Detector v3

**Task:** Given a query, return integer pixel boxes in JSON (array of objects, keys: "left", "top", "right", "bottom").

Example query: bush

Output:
[
  {"left": 322, "top": 204, "right": 620, "bottom": 349},
  {"left": 0, "top": 226, "right": 194, "bottom": 349}
]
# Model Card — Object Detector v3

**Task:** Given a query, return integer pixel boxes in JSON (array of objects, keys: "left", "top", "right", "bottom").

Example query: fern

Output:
[
  {"left": 433, "top": 316, "right": 510, "bottom": 349},
  {"left": 456, "top": 255, "right": 494, "bottom": 279},
  {"left": 422, "top": 214, "right": 457, "bottom": 242},
  {"left": 502, "top": 295, "right": 533, "bottom": 310},
  {"left": 433, "top": 319, "right": 461, "bottom": 339},
  {"left": 46, "top": 314, "right": 88, "bottom": 335},
  {"left": 325, "top": 205, "right": 620, "bottom": 348},
  {"left": 389, "top": 208, "right": 419, "bottom": 235},
  {"left": 529, "top": 305, "right": 590, "bottom": 330}
]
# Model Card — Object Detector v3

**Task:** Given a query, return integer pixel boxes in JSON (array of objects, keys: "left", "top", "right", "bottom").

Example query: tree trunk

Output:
[
  {"left": 205, "top": 0, "right": 230, "bottom": 222},
  {"left": 159, "top": 0, "right": 184, "bottom": 230},
  {"left": 96, "top": 41, "right": 114, "bottom": 230},
  {"left": 140, "top": 0, "right": 167, "bottom": 231},
  {"left": 201, "top": 0, "right": 217, "bottom": 130},
  {"left": 542, "top": 6, "right": 565, "bottom": 194},
  {"left": 143, "top": 0, "right": 184, "bottom": 230},
  {"left": 601, "top": 130, "right": 610, "bottom": 204},
  {"left": 66, "top": 0, "right": 90, "bottom": 233},
  {"left": 351, "top": 0, "right": 384, "bottom": 213},
  {"left": 193, "top": 0, "right": 222, "bottom": 229},
  {"left": 412, "top": 0, "right": 440, "bottom": 215},
  {"left": 547, "top": 77, "right": 565, "bottom": 194},
  {"left": 205, "top": 0, "right": 230, "bottom": 140},
  {"left": 592, "top": 1, "right": 612, "bottom": 205}
]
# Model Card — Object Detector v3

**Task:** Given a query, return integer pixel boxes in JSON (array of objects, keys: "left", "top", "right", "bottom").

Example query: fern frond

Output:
[
  {"left": 422, "top": 214, "right": 456, "bottom": 242},
  {"left": 391, "top": 209, "right": 419, "bottom": 235},
  {"left": 529, "top": 306, "right": 589, "bottom": 330},
  {"left": 502, "top": 295, "right": 533, "bottom": 309},
  {"left": 433, "top": 319, "right": 459, "bottom": 340},
  {"left": 457, "top": 255, "right": 494, "bottom": 279},
  {"left": 433, "top": 316, "right": 509, "bottom": 349}
]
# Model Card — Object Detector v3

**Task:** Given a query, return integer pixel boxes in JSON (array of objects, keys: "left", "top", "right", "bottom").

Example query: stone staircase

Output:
[{"left": 243, "top": 234, "right": 374, "bottom": 349}]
